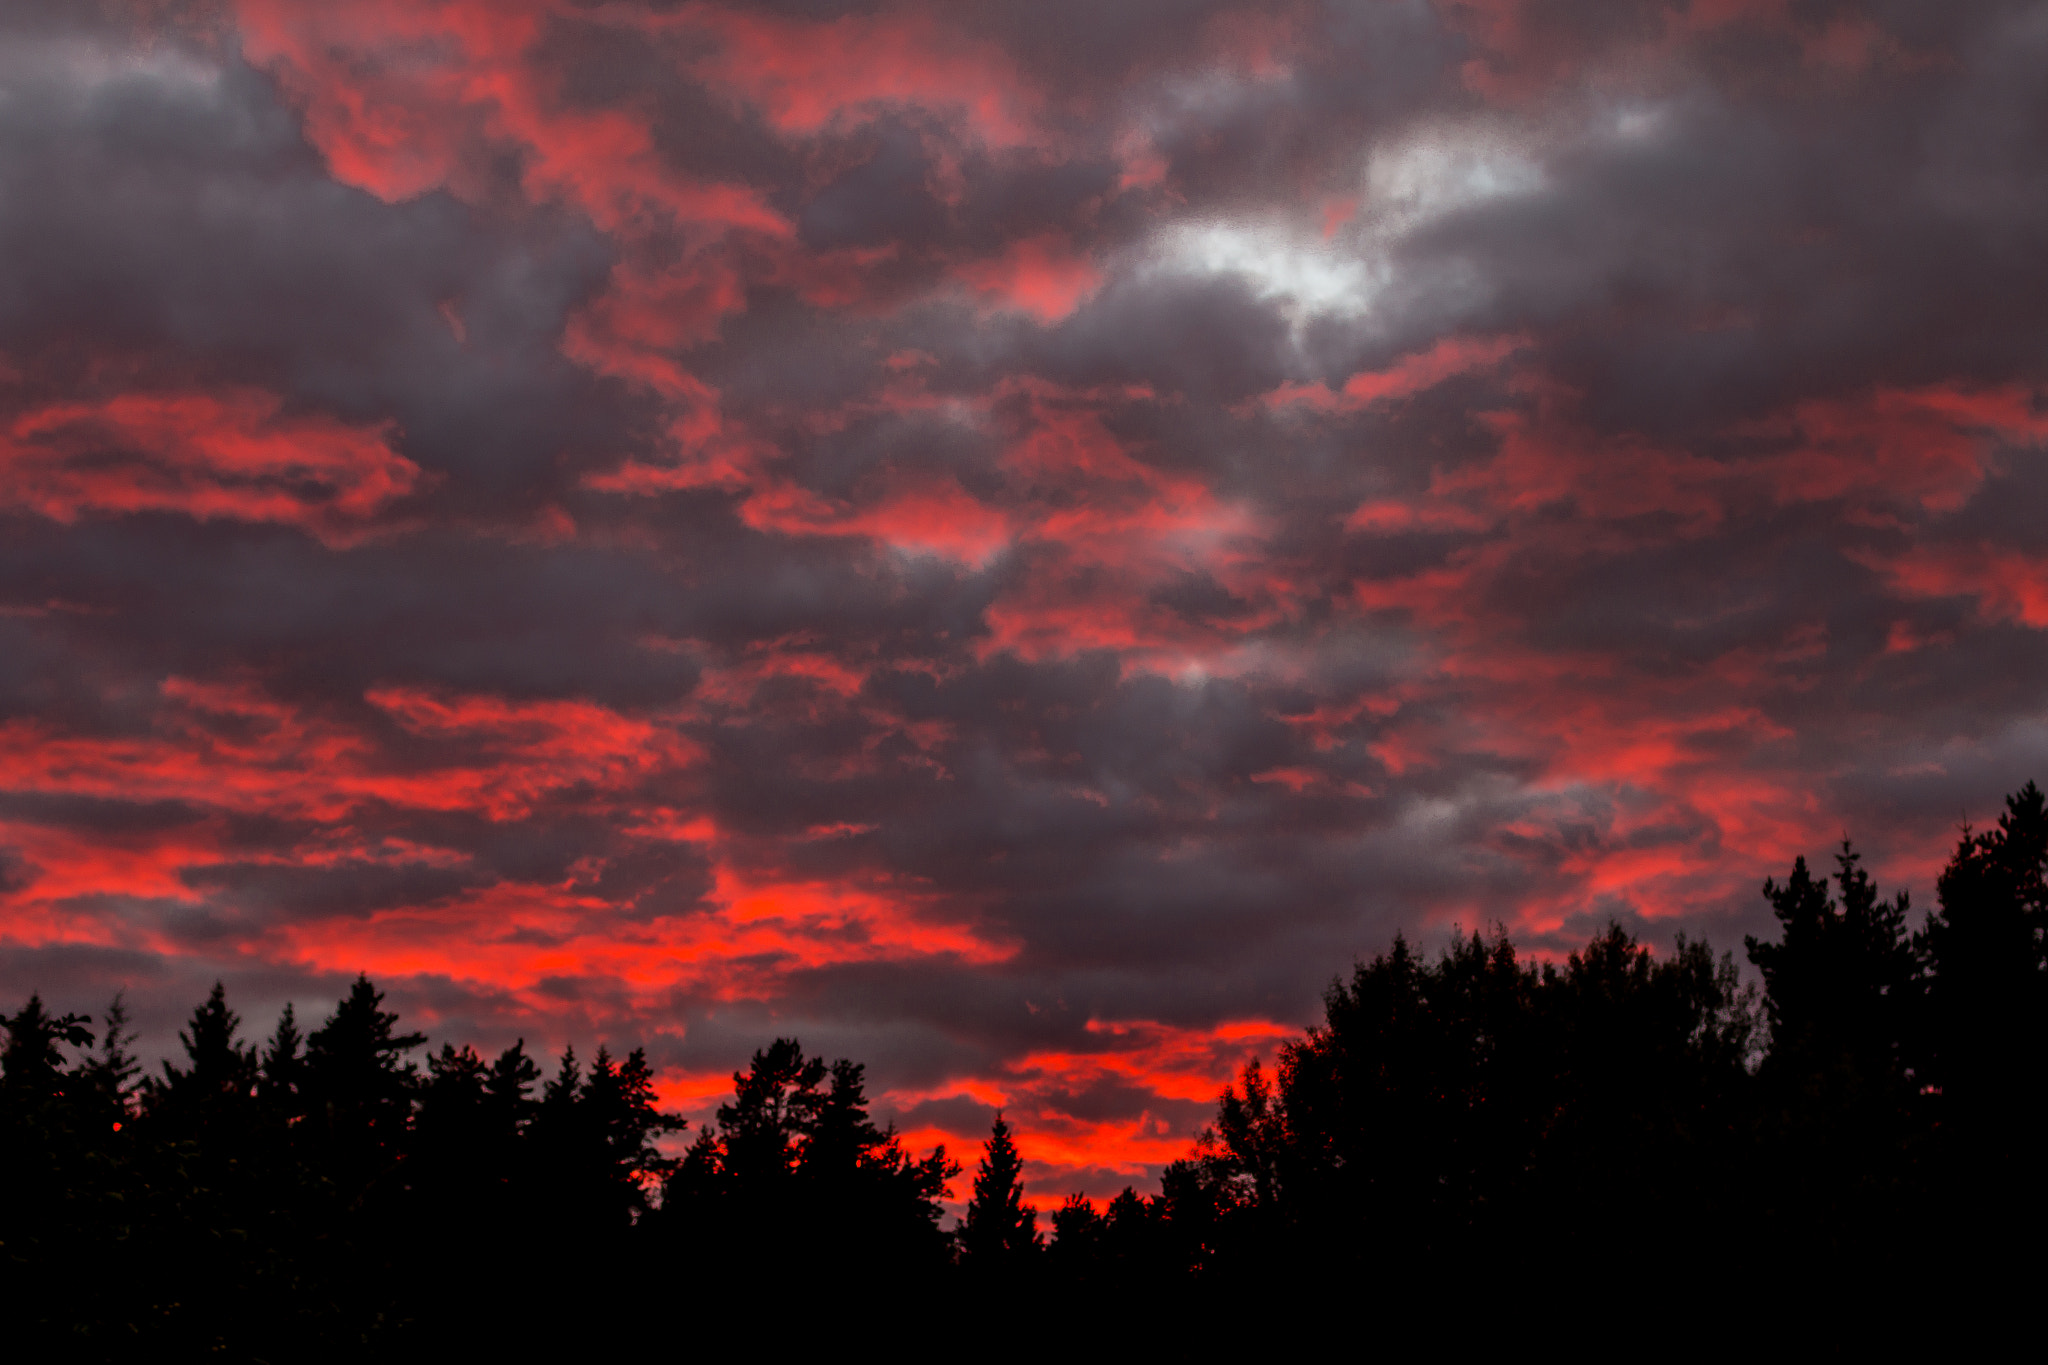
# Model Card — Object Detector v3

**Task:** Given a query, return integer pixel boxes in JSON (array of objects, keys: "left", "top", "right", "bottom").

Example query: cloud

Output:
[
  {"left": 3, "top": 0, "right": 2048, "bottom": 1197},
  {"left": 0, "top": 389, "right": 422, "bottom": 543}
]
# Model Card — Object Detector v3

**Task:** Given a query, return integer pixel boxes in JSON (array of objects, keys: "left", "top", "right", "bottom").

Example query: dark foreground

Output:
[{"left": 7, "top": 784, "right": 2048, "bottom": 1357}]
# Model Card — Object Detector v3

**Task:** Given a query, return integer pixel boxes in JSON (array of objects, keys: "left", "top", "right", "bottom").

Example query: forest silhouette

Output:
[{"left": 6, "top": 783, "right": 2047, "bottom": 1354}]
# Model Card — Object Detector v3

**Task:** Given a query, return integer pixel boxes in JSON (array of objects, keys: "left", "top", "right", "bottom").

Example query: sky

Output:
[{"left": 3, "top": 0, "right": 2047, "bottom": 1203}]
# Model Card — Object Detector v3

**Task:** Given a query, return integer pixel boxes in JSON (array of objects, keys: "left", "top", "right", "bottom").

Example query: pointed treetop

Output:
[{"left": 961, "top": 1110, "right": 1041, "bottom": 1262}]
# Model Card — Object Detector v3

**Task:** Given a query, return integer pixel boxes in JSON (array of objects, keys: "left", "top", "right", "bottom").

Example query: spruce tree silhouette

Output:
[
  {"left": 656, "top": 1038, "right": 955, "bottom": 1312},
  {"left": 579, "top": 1044, "right": 684, "bottom": 1225},
  {"left": 528, "top": 1042, "right": 596, "bottom": 1257},
  {"left": 304, "top": 974, "right": 424, "bottom": 1154},
  {"left": 1920, "top": 781, "right": 2048, "bottom": 1249},
  {"left": 511, "top": 1036, "right": 686, "bottom": 1346},
  {"left": 417, "top": 1041, "right": 492, "bottom": 1180},
  {"left": 960, "top": 1111, "right": 1041, "bottom": 1269},
  {"left": 258, "top": 1001, "right": 304, "bottom": 1114},
  {"left": 145, "top": 981, "right": 258, "bottom": 1124},
  {"left": 0, "top": 995, "right": 105, "bottom": 1343},
  {"left": 405, "top": 1038, "right": 518, "bottom": 1342},
  {"left": 1748, "top": 845, "right": 1917, "bottom": 1081},
  {"left": 1099, "top": 1186, "right": 1166, "bottom": 1275},
  {"left": 805, "top": 1058, "right": 955, "bottom": 1267},
  {"left": 76, "top": 993, "right": 140, "bottom": 1127},
  {"left": 1048, "top": 1192, "right": 1106, "bottom": 1278},
  {"left": 298, "top": 970, "right": 426, "bottom": 1337},
  {"left": 486, "top": 1039, "right": 541, "bottom": 1127},
  {"left": 1745, "top": 845, "right": 1922, "bottom": 1258},
  {"left": 543, "top": 1042, "right": 581, "bottom": 1113}
]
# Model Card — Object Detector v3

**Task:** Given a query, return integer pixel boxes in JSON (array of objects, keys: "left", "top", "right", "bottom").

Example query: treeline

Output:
[{"left": 6, "top": 784, "right": 2048, "bottom": 1352}]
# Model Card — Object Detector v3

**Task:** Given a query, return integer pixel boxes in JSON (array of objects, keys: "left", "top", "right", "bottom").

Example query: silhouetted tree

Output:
[
  {"left": 1, "top": 993, "right": 92, "bottom": 1093},
  {"left": 1048, "top": 1193, "right": 1106, "bottom": 1278},
  {"left": 1746, "top": 845, "right": 1924, "bottom": 1254},
  {"left": 144, "top": 982, "right": 258, "bottom": 1126},
  {"left": 303, "top": 974, "right": 424, "bottom": 1160},
  {"left": 580, "top": 1045, "right": 684, "bottom": 1223},
  {"left": 1249, "top": 928, "right": 1547, "bottom": 1273},
  {"left": 1749, "top": 844, "right": 1918, "bottom": 1083},
  {"left": 258, "top": 1002, "right": 304, "bottom": 1114},
  {"left": 717, "top": 1037, "right": 824, "bottom": 1191},
  {"left": 960, "top": 1111, "right": 1041, "bottom": 1268},
  {"left": 416, "top": 1042, "right": 491, "bottom": 1168},
  {"left": 1919, "top": 782, "right": 2048, "bottom": 1238},
  {"left": 511, "top": 1034, "right": 685, "bottom": 1333},
  {"left": 487, "top": 1039, "right": 541, "bottom": 1125},
  {"left": 1537, "top": 925, "right": 1757, "bottom": 1268},
  {"left": 1182, "top": 921, "right": 1759, "bottom": 1284},
  {"left": 75, "top": 993, "right": 141, "bottom": 1126},
  {"left": 658, "top": 1038, "right": 955, "bottom": 1292},
  {"left": 1099, "top": 1186, "right": 1168, "bottom": 1274},
  {"left": 1192, "top": 1056, "right": 1285, "bottom": 1233},
  {"left": 1, "top": 996, "right": 109, "bottom": 1344}
]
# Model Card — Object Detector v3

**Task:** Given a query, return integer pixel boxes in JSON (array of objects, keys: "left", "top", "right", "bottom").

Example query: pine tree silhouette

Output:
[
  {"left": 77, "top": 994, "right": 140, "bottom": 1124},
  {"left": 1744, "top": 845, "right": 1923, "bottom": 1260},
  {"left": 259, "top": 1002, "right": 304, "bottom": 1112},
  {"left": 1048, "top": 1192, "right": 1106, "bottom": 1277},
  {"left": 960, "top": 1111, "right": 1040, "bottom": 1266},
  {"left": 146, "top": 981, "right": 257, "bottom": 1120},
  {"left": 487, "top": 1039, "right": 541, "bottom": 1125},
  {"left": 1920, "top": 781, "right": 2048, "bottom": 1253}
]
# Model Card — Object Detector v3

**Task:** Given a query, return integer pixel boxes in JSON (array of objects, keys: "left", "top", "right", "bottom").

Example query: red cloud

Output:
[
  {"left": 1856, "top": 544, "right": 2048, "bottom": 630},
  {"left": 0, "top": 389, "right": 419, "bottom": 542},
  {"left": 955, "top": 236, "right": 1101, "bottom": 321},
  {"left": 261, "top": 859, "right": 1012, "bottom": 1016},
  {"left": 1263, "top": 333, "right": 1527, "bottom": 413},
  {"left": 683, "top": 4, "right": 1040, "bottom": 148},
  {"left": 1755, "top": 384, "right": 2048, "bottom": 517}
]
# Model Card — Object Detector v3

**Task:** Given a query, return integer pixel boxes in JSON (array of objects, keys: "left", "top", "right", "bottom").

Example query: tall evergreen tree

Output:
[
  {"left": 1920, "top": 782, "right": 2048, "bottom": 1224},
  {"left": 1743, "top": 844, "right": 1924, "bottom": 1253},
  {"left": 960, "top": 1111, "right": 1041, "bottom": 1266},
  {"left": 419, "top": 1042, "right": 490, "bottom": 1138},
  {"left": 1048, "top": 1192, "right": 1106, "bottom": 1276},
  {"left": 302, "top": 975, "right": 424, "bottom": 1187},
  {"left": 658, "top": 1039, "right": 956, "bottom": 1280},
  {"left": 75, "top": 993, "right": 140, "bottom": 1128},
  {"left": 715, "top": 1037, "right": 826, "bottom": 1192},
  {"left": 147, "top": 981, "right": 257, "bottom": 1119},
  {"left": 578, "top": 1045, "right": 684, "bottom": 1223},
  {"left": 542, "top": 1044, "right": 581, "bottom": 1115},
  {"left": 486, "top": 1040, "right": 541, "bottom": 1125},
  {"left": 258, "top": 1002, "right": 304, "bottom": 1112},
  {"left": 1747, "top": 844, "right": 1918, "bottom": 1083}
]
